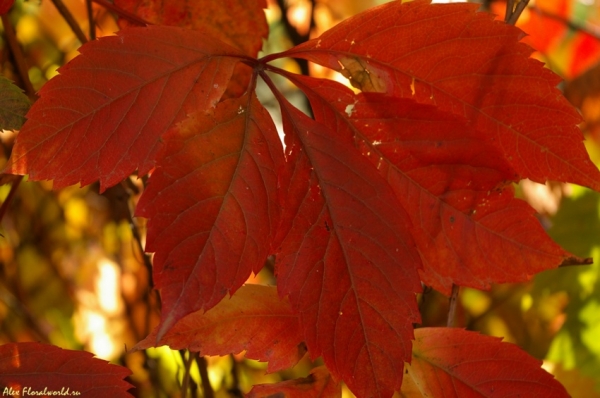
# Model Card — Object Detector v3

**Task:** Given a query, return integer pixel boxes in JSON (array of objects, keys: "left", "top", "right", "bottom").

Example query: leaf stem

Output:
[
  {"left": 447, "top": 284, "right": 460, "bottom": 327},
  {"left": 50, "top": 0, "right": 88, "bottom": 44},
  {"left": 1, "top": 14, "right": 36, "bottom": 99},
  {"left": 86, "top": 0, "right": 96, "bottom": 41}
]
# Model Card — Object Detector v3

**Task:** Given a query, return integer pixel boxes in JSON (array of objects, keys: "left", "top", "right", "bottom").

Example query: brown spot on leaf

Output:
[{"left": 338, "top": 56, "right": 388, "bottom": 93}]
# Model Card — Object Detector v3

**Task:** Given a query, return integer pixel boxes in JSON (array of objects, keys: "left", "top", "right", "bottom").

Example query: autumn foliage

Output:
[{"left": 1, "top": 0, "right": 598, "bottom": 396}]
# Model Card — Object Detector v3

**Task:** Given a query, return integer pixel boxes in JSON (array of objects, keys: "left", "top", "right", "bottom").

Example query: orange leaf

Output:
[
  {"left": 247, "top": 366, "right": 341, "bottom": 398},
  {"left": 135, "top": 285, "right": 303, "bottom": 372}
]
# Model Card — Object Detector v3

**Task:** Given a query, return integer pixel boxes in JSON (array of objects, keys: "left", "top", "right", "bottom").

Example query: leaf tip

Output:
[{"left": 559, "top": 255, "right": 593, "bottom": 267}]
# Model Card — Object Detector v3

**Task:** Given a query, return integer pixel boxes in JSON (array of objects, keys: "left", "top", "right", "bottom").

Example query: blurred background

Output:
[{"left": 0, "top": 0, "right": 600, "bottom": 396}]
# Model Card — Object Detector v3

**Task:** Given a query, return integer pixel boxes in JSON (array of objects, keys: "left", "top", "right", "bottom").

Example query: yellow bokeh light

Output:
[
  {"left": 64, "top": 197, "right": 88, "bottom": 230},
  {"left": 15, "top": 14, "right": 39, "bottom": 45}
]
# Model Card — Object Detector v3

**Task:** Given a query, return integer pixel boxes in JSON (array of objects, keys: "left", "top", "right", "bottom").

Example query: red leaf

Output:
[
  {"left": 406, "top": 328, "right": 569, "bottom": 397},
  {"left": 280, "top": 0, "right": 600, "bottom": 191},
  {"left": 135, "top": 285, "right": 304, "bottom": 372},
  {"left": 268, "top": 79, "right": 422, "bottom": 398},
  {"left": 4, "top": 26, "right": 244, "bottom": 191},
  {"left": 0, "top": 0, "right": 13, "bottom": 15},
  {"left": 281, "top": 73, "right": 581, "bottom": 293},
  {"left": 0, "top": 342, "right": 132, "bottom": 397},
  {"left": 114, "top": 0, "right": 268, "bottom": 57},
  {"left": 247, "top": 366, "right": 341, "bottom": 398},
  {"left": 136, "top": 92, "right": 284, "bottom": 339},
  {"left": 113, "top": 0, "right": 268, "bottom": 99}
]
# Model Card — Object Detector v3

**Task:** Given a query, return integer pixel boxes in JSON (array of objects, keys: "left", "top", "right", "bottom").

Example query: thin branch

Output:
[
  {"left": 197, "top": 355, "right": 215, "bottom": 398},
  {"left": 86, "top": 0, "right": 96, "bottom": 41},
  {"left": 1, "top": 14, "right": 36, "bottom": 99},
  {"left": 228, "top": 354, "right": 243, "bottom": 397},
  {"left": 180, "top": 350, "right": 197, "bottom": 398},
  {"left": 504, "top": 0, "right": 515, "bottom": 24},
  {"left": 91, "top": 0, "right": 150, "bottom": 26},
  {"left": 0, "top": 280, "right": 50, "bottom": 343},
  {"left": 275, "top": 0, "right": 315, "bottom": 77},
  {"left": 447, "top": 284, "right": 460, "bottom": 327},
  {"left": 506, "top": 0, "right": 530, "bottom": 26},
  {"left": 50, "top": 0, "right": 88, "bottom": 44},
  {"left": 0, "top": 176, "right": 22, "bottom": 224}
]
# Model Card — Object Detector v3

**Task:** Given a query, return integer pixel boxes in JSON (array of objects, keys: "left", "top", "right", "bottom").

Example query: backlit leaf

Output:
[
  {"left": 406, "top": 328, "right": 569, "bottom": 397},
  {"left": 281, "top": 71, "right": 579, "bottom": 294},
  {"left": 134, "top": 285, "right": 303, "bottom": 372},
  {"left": 281, "top": 0, "right": 600, "bottom": 191},
  {"left": 4, "top": 26, "right": 245, "bottom": 190},
  {"left": 0, "top": 342, "right": 132, "bottom": 396},
  {"left": 136, "top": 92, "right": 284, "bottom": 339},
  {"left": 270, "top": 81, "right": 422, "bottom": 398},
  {"left": 114, "top": 0, "right": 268, "bottom": 57},
  {"left": 247, "top": 366, "right": 341, "bottom": 398}
]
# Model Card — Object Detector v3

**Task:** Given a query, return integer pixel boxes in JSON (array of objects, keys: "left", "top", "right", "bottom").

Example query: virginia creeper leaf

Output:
[
  {"left": 0, "top": 76, "right": 30, "bottom": 131},
  {"left": 280, "top": 0, "right": 600, "bottom": 191},
  {"left": 247, "top": 366, "right": 341, "bottom": 398},
  {"left": 282, "top": 72, "right": 583, "bottom": 293},
  {"left": 115, "top": 0, "right": 268, "bottom": 57},
  {"left": 114, "top": 0, "right": 268, "bottom": 99},
  {"left": 270, "top": 80, "right": 422, "bottom": 398},
  {"left": 4, "top": 26, "right": 245, "bottom": 190},
  {"left": 0, "top": 342, "right": 132, "bottom": 396},
  {"left": 406, "top": 328, "right": 569, "bottom": 397},
  {"left": 135, "top": 285, "right": 303, "bottom": 372},
  {"left": 136, "top": 92, "right": 284, "bottom": 340}
]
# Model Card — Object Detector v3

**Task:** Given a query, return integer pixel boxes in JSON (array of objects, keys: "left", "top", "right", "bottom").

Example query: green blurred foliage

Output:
[{"left": 536, "top": 187, "right": 600, "bottom": 394}]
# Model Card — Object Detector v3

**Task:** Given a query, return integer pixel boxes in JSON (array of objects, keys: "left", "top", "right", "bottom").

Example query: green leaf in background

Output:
[
  {"left": 535, "top": 186, "right": 600, "bottom": 395},
  {"left": 0, "top": 75, "right": 30, "bottom": 131}
]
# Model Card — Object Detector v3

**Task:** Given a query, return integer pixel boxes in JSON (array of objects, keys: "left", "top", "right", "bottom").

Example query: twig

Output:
[
  {"left": 0, "top": 281, "right": 50, "bottom": 343},
  {"left": 50, "top": 0, "right": 88, "bottom": 44},
  {"left": 1, "top": 15, "right": 36, "bottom": 99},
  {"left": 86, "top": 0, "right": 96, "bottom": 41},
  {"left": 275, "top": 0, "right": 315, "bottom": 77},
  {"left": 228, "top": 354, "right": 242, "bottom": 397},
  {"left": 91, "top": 0, "right": 150, "bottom": 26},
  {"left": 180, "top": 350, "right": 197, "bottom": 398},
  {"left": 118, "top": 179, "right": 160, "bottom": 338},
  {"left": 197, "top": 355, "right": 215, "bottom": 398},
  {"left": 505, "top": 0, "right": 530, "bottom": 25},
  {"left": 447, "top": 284, "right": 460, "bottom": 327},
  {"left": 0, "top": 176, "right": 22, "bottom": 224}
]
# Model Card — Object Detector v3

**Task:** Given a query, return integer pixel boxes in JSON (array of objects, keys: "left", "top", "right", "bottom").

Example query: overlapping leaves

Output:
[{"left": 4, "top": 1, "right": 595, "bottom": 397}]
